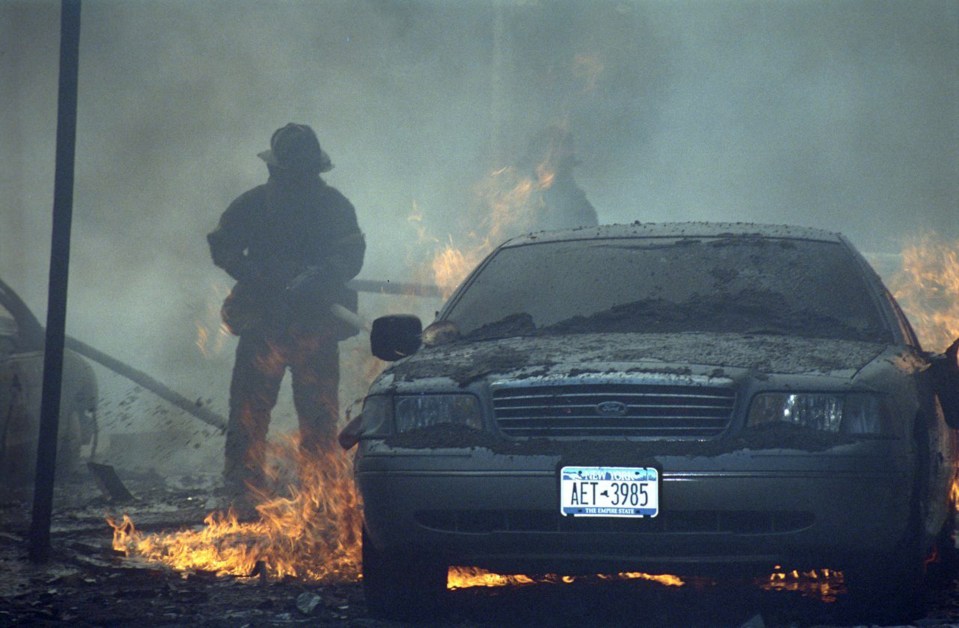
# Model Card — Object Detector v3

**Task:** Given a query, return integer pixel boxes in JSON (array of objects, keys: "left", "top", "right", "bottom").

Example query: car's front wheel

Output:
[
  {"left": 842, "top": 531, "right": 924, "bottom": 624},
  {"left": 842, "top": 415, "right": 939, "bottom": 623},
  {"left": 362, "top": 527, "right": 447, "bottom": 619}
]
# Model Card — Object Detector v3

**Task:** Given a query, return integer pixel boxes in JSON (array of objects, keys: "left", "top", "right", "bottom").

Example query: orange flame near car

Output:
[
  {"left": 447, "top": 567, "right": 684, "bottom": 589},
  {"left": 426, "top": 148, "right": 563, "bottom": 297},
  {"left": 888, "top": 233, "right": 959, "bottom": 351},
  {"left": 447, "top": 567, "right": 538, "bottom": 589},
  {"left": 109, "top": 439, "right": 362, "bottom": 583},
  {"left": 431, "top": 239, "right": 488, "bottom": 299},
  {"left": 761, "top": 566, "right": 845, "bottom": 602}
]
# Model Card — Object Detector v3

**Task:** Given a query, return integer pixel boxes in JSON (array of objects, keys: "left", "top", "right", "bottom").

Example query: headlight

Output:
[
  {"left": 394, "top": 394, "right": 483, "bottom": 434},
  {"left": 747, "top": 392, "right": 887, "bottom": 434},
  {"left": 358, "top": 394, "right": 393, "bottom": 439}
]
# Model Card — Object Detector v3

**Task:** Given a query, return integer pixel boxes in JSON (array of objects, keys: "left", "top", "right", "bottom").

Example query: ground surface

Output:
[{"left": 3, "top": 470, "right": 959, "bottom": 628}]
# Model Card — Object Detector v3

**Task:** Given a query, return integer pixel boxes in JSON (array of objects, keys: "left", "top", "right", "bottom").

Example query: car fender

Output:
[{"left": 915, "top": 403, "right": 958, "bottom": 545}]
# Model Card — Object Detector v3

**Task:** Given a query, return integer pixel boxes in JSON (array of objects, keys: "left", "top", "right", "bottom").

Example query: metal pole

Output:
[{"left": 29, "top": 0, "right": 81, "bottom": 563}]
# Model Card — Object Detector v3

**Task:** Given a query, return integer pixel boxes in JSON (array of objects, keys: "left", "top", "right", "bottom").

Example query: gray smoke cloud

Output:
[{"left": 2, "top": 0, "right": 957, "bottom": 471}]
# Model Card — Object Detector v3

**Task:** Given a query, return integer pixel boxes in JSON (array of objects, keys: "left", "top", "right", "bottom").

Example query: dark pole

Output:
[{"left": 29, "top": 0, "right": 82, "bottom": 563}]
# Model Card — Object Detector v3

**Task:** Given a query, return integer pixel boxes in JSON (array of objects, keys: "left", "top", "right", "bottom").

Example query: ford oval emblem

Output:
[{"left": 596, "top": 401, "right": 628, "bottom": 416}]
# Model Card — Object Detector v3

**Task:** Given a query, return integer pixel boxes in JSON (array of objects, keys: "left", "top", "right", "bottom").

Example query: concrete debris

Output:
[
  {"left": 295, "top": 591, "right": 322, "bottom": 615},
  {"left": 87, "top": 462, "right": 135, "bottom": 502}
]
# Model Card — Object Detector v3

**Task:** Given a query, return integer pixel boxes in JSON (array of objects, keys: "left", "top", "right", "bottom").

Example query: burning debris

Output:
[
  {"left": 761, "top": 566, "right": 846, "bottom": 603},
  {"left": 109, "top": 439, "right": 361, "bottom": 583},
  {"left": 447, "top": 566, "right": 684, "bottom": 590}
]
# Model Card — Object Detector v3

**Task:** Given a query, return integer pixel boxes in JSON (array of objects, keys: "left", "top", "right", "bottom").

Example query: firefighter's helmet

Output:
[{"left": 258, "top": 123, "right": 333, "bottom": 173}]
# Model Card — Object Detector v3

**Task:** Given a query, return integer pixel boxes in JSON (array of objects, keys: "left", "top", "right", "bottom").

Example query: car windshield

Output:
[{"left": 444, "top": 236, "right": 891, "bottom": 343}]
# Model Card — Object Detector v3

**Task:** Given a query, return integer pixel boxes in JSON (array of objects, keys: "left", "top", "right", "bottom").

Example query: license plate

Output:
[{"left": 560, "top": 466, "right": 659, "bottom": 518}]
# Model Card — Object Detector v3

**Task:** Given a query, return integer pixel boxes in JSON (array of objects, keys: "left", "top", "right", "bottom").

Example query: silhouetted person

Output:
[
  {"left": 208, "top": 123, "right": 365, "bottom": 503},
  {"left": 521, "top": 125, "right": 598, "bottom": 231}
]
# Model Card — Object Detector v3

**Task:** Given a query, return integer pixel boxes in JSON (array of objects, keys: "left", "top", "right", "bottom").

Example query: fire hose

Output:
[
  {"left": 62, "top": 305, "right": 373, "bottom": 434},
  {"left": 62, "top": 279, "right": 437, "bottom": 434},
  {"left": 64, "top": 336, "right": 229, "bottom": 433}
]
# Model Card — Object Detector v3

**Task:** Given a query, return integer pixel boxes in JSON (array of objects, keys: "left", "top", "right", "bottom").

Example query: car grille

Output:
[{"left": 492, "top": 383, "right": 736, "bottom": 439}]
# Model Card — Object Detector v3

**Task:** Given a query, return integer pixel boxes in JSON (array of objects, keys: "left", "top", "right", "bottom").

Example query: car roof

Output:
[{"left": 501, "top": 222, "right": 847, "bottom": 247}]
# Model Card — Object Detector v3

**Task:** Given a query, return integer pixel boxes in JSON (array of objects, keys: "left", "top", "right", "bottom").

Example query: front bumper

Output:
[{"left": 355, "top": 439, "right": 912, "bottom": 575}]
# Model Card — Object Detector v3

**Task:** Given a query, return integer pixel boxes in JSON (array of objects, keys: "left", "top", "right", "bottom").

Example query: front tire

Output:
[
  {"left": 362, "top": 527, "right": 447, "bottom": 620},
  {"left": 842, "top": 414, "right": 936, "bottom": 624},
  {"left": 842, "top": 532, "right": 924, "bottom": 624}
]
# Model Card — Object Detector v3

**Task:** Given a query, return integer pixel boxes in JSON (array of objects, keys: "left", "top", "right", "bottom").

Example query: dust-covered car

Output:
[
  {"left": 0, "top": 278, "right": 97, "bottom": 483},
  {"left": 342, "top": 223, "right": 959, "bottom": 620}
]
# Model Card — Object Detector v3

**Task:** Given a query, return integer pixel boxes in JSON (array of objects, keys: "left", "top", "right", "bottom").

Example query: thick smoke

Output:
[{"left": 2, "top": 0, "right": 957, "bottom": 472}]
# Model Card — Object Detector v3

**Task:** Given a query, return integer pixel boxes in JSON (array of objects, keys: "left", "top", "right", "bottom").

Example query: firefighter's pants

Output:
[{"left": 223, "top": 324, "right": 339, "bottom": 494}]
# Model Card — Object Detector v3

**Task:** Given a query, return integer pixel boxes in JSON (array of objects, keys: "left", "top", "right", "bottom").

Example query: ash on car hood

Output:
[{"left": 387, "top": 332, "right": 887, "bottom": 387}]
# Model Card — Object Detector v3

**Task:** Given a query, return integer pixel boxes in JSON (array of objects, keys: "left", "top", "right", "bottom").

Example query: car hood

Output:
[{"left": 380, "top": 331, "right": 889, "bottom": 389}]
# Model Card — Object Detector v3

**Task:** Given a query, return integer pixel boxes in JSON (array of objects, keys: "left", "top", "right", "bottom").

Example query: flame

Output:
[
  {"left": 447, "top": 567, "right": 683, "bottom": 590},
  {"left": 196, "top": 282, "right": 233, "bottom": 358},
  {"left": 535, "top": 163, "right": 556, "bottom": 189},
  {"left": 616, "top": 571, "right": 685, "bottom": 587},
  {"left": 761, "top": 565, "right": 845, "bottom": 602},
  {"left": 889, "top": 233, "right": 959, "bottom": 350},
  {"left": 431, "top": 239, "right": 487, "bottom": 299},
  {"left": 109, "top": 438, "right": 362, "bottom": 582},
  {"left": 448, "top": 566, "right": 537, "bottom": 589},
  {"left": 479, "top": 166, "right": 543, "bottom": 240},
  {"left": 948, "top": 475, "right": 959, "bottom": 521},
  {"left": 425, "top": 160, "right": 559, "bottom": 298}
]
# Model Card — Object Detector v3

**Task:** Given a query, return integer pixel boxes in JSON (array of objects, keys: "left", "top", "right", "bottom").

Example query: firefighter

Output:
[
  {"left": 522, "top": 125, "right": 598, "bottom": 231},
  {"left": 208, "top": 123, "right": 365, "bottom": 501}
]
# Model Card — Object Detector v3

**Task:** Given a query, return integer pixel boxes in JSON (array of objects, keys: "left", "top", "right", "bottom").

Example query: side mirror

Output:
[
  {"left": 370, "top": 314, "right": 423, "bottom": 362},
  {"left": 930, "top": 338, "right": 959, "bottom": 429}
]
